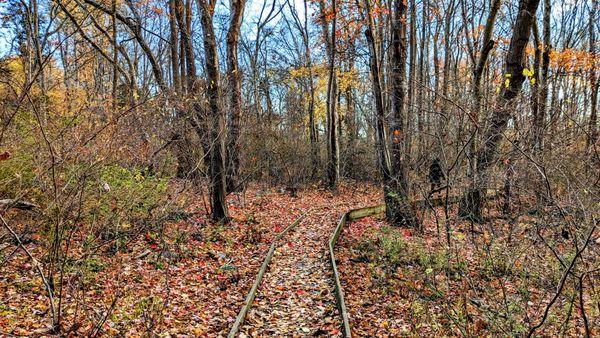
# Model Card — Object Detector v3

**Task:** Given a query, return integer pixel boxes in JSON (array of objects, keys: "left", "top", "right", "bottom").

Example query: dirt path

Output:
[{"left": 238, "top": 208, "right": 343, "bottom": 337}]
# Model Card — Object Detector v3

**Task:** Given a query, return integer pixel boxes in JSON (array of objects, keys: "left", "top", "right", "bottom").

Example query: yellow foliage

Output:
[
  {"left": 288, "top": 64, "right": 360, "bottom": 128},
  {"left": 522, "top": 67, "right": 534, "bottom": 77}
]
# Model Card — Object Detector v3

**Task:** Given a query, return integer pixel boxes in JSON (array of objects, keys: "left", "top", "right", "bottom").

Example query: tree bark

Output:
[
  {"left": 344, "top": 45, "right": 357, "bottom": 174},
  {"left": 111, "top": 0, "right": 118, "bottom": 110},
  {"left": 388, "top": 0, "right": 418, "bottom": 226},
  {"left": 364, "top": 0, "right": 391, "bottom": 184},
  {"left": 321, "top": 0, "right": 340, "bottom": 189},
  {"left": 463, "top": 0, "right": 501, "bottom": 197},
  {"left": 406, "top": 0, "right": 416, "bottom": 161},
  {"left": 588, "top": 0, "right": 598, "bottom": 149},
  {"left": 304, "top": 0, "right": 319, "bottom": 179},
  {"left": 531, "top": 21, "right": 542, "bottom": 151},
  {"left": 459, "top": 0, "right": 541, "bottom": 221},
  {"left": 197, "top": 0, "right": 229, "bottom": 222},
  {"left": 535, "top": 0, "right": 551, "bottom": 153},
  {"left": 416, "top": 0, "right": 428, "bottom": 155},
  {"left": 225, "top": 0, "right": 246, "bottom": 192},
  {"left": 168, "top": 0, "right": 181, "bottom": 93},
  {"left": 174, "top": 0, "right": 196, "bottom": 93}
]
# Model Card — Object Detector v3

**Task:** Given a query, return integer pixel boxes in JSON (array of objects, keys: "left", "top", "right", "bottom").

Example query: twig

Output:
[
  {"left": 0, "top": 214, "right": 58, "bottom": 330},
  {"left": 527, "top": 221, "right": 596, "bottom": 337}
]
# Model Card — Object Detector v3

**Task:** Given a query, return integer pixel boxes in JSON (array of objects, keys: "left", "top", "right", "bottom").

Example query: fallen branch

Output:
[{"left": 0, "top": 199, "right": 38, "bottom": 210}]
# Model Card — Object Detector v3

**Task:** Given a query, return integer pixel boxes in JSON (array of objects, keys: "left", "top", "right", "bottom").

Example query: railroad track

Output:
[
  {"left": 229, "top": 190, "right": 497, "bottom": 337},
  {"left": 227, "top": 203, "right": 350, "bottom": 337},
  {"left": 227, "top": 213, "right": 305, "bottom": 337}
]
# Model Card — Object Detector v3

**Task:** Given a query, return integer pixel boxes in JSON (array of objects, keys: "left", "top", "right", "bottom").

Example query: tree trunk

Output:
[
  {"left": 388, "top": 0, "right": 418, "bottom": 227},
  {"left": 439, "top": 0, "right": 454, "bottom": 137},
  {"left": 111, "top": 0, "right": 118, "bottom": 110},
  {"left": 321, "top": 0, "right": 339, "bottom": 189},
  {"left": 225, "top": 0, "right": 246, "bottom": 192},
  {"left": 406, "top": 0, "right": 416, "bottom": 165},
  {"left": 197, "top": 0, "right": 228, "bottom": 222},
  {"left": 308, "top": 65, "right": 319, "bottom": 178},
  {"left": 531, "top": 21, "right": 542, "bottom": 151},
  {"left": 364, "top": 0, "right": 391, "bottom": 184},
  {"left": 416, "top": 0, "right": 428, "bottom": 156},
  {"left": 464, "top": 0, "right": 501, "bottom": 193},
  {"left": 174, "top": 0, "right": 196, "bottom": 93},
  {"left": 83, "top": 0, "right": 167, "bottom": 92},
  {"left": 173, "top": 0, "right": 205, "bottom": 176},
  {"left": 588, "top": 0, "right": 598, "bottom": 150},
  {"left": 344, "top": 45, "right": 357, "bottom": 176},
  {"left": 530, "top": 4, "right": 552, "bottom": 203},
  {"left": 459, "top": 0, "right": 541, "bottom": 221},
  {"left": 304, "top": 0, "right": 319, "bottom": 179},
  {"left": 168, "top": 0, "right": 181, "bottom": 93},
  {"left": 536, "top": 0, "right": 551, "bottom": 153}
]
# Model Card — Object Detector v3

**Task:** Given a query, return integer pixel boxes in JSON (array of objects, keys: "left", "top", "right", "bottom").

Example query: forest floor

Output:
[
  {"left": 0, "top": 182, "right": 381, "bottom": 337},
  {"left": 1, "top": 182, "right": 598, "bottom": 336},
  {"left": 336, "top": 203, "right": 600, "bottom": 336},
  {"left": 238, "top": 206, "right": 345, "bottom": 337}
]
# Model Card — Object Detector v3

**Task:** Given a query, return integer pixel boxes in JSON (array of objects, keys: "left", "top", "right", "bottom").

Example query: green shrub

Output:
[
  {"left": 89, "top": 164, "right": 168, "bottom": 227},
  {"left": 0, "top": 150, "right": 36, "bottom": 198},
  {"left": 380, "top": 229, "right": 408, "bottom": 266},
  {"left": 482, "top": 242, "right": 512, "bottom": 277},
  {"left": 380, "top": 228, "right": 447, "bottom": 272}
]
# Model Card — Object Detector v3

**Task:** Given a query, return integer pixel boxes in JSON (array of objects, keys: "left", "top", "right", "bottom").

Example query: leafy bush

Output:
[
  {"left": 380, "top": 229, "right": 408, "bottom": 266},
  {"left": 0, "top": 150, "right": 36, "bottom": 199},
  {"left": 89, "top": 164, "right": 168, "bottom": 229}
]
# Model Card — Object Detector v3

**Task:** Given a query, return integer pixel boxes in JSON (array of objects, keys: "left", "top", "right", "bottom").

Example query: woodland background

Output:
[{"left": 0, "top": 0, "right": 598, "bottom": 335}]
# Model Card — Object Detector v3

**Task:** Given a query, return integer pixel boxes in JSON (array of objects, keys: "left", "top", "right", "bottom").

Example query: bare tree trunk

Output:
[
  {"left": 174, "top": 0, "right": 196, "bottom": 93},
  {"left": 321, "top": 0, "right": 339, "bottom": 189},
  {"left": 388, "top": 0, "right": 418, "bottom": 227},
  {"left": 198, "top": 0, "right": 228, "bottom": 222},
  {"left": 531, "top": 21, "right": 542, "bottom": 151},
  {"left": 344, "top": 44, "right": 357, "bottom": 175},
  {"left": 416, "top": 0, "right": 428, "bottom": 156},
  {"left": 177, "top": 0, "right": 187, "bottom": 90},
  {"left": 528, "top": 0, "right": 551, "bottom": 203},
  {"left": 83, "top": 0, "right": 167, "bottom": 92},
  {"left": 172, "top": 0, "right": 204, "bottom": 176},
  {"left": 111, "top": 0, "right": 118, "bottom": 110},
  {"left": 459, "top": 0, "right": 541, "bottom": 221},
  {"left": 536, "top": 0, "right": 551, "bottom": 153},
  {"left": 168, "top": 0, "right": 181, "bottom": 93},
  {"left": 462, "top": 0, "right": 501, "bottom": 205},
  {"left": 406, "top": 0, "right": 416, "bottom": 165},
  {"left": 308, "top": 61, "right": 319, "bottom": 178},
  {"left": 588, "top": 0, "right": 598, "bottom": 150},
  {"left": 439, "top": 0, "right": 454, "bottom": 137},
  {"left": 31, "top": 0, "right": 44, "bottom": 93},
  {"left": 304, "top": 0, "right": 319, "bottom": 178},
  {"left": 225, "top": 0, "right": 246, "bottom": 192},
  {"left": 168, "top": 0, "right": 194, "bottom": 178},
  {"left": 364, "top": 0, "right": 391, "bottom": 184}
]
